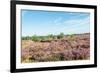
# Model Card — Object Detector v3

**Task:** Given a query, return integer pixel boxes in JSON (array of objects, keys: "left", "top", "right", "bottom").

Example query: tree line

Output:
[{"left": 22, "top": 32, "right": 65, "bottom": 42}]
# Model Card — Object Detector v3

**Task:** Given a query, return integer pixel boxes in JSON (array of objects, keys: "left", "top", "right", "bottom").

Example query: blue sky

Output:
[{"left": 21, "top": 10, "right": 90, "bottom": 36}]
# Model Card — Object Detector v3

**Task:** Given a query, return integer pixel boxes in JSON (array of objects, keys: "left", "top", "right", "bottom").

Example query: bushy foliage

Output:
[
  {"left": 57, "top": 32, "right": 64, "bottom": 39},
  {"left": 31, "top": 35, "right": 41, "bottom": 42}
]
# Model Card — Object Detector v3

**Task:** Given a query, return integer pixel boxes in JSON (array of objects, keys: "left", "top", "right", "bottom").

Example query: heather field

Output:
[{"left": 21, "top": 33, "right": 90, "bottom": 63}]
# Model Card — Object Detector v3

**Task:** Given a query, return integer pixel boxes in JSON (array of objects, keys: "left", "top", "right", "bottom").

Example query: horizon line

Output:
[{"left": 22, "top": 32, "right": 90, "bottom": 37}]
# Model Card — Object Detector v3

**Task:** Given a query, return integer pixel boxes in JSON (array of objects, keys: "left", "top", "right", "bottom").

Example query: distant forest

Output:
[{"left": 22, "top": 33, "right": 75, "bottom": 42}]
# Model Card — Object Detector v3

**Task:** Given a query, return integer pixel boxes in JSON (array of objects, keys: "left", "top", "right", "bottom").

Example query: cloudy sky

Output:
[{"left": 21, "top": 10, "right": 90, "bottom": 36}]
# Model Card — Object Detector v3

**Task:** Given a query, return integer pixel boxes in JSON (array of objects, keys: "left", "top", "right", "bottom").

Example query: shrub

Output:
[
  {"left": 57, "top": 32, "right": 64, "bottom": 39},
  {"left": 32, "top": 35, "right": 40, "bottom": 42}
]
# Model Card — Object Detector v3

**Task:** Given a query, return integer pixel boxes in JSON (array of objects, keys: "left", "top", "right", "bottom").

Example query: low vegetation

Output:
[{"left": 21, "top": 33, "right": 90, "bottom": 63}]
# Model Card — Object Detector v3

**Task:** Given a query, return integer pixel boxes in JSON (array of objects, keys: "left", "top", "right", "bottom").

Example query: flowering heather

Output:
[{"left": 21, "top": 33, "right": 90, "bottom": 63}]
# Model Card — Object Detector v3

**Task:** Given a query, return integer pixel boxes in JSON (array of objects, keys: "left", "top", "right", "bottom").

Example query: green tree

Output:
[
  {"left": 22, "top": 36, "right": 30, "bottom": 40},
  {"left": 57, "top": 32, "right": 64, "bottom": 39}
]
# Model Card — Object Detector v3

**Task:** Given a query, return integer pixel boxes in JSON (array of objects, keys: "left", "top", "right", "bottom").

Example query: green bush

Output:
[
  {"left": 32, "top": 35, "right": 41, "bottom": 42},
  {"left": 57, "top": 32, "right": 64, "bottom": 39}
]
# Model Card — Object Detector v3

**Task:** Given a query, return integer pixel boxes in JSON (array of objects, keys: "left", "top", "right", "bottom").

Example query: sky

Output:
[{"left": 21, "top": 10, "right": 90, "bottom": 36}]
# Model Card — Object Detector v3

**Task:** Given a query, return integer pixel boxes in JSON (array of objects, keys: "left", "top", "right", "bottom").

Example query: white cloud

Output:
[
  {"left": 63, "top": 16, "right": 90, "bottom": 27},
  {"left": 61, "top": 17, "right": 90, "bottom": 34},
  {"left": 53, "top": 17, "right": 63, "bottom": 25}
]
